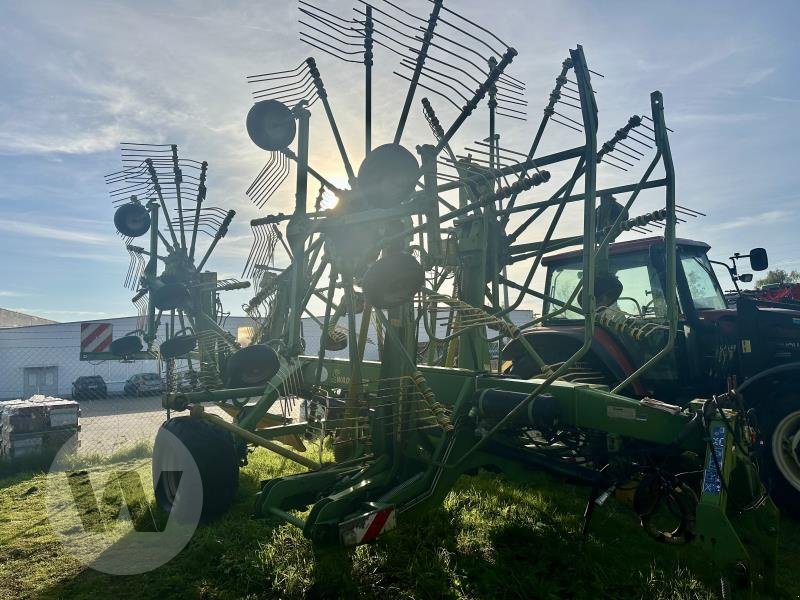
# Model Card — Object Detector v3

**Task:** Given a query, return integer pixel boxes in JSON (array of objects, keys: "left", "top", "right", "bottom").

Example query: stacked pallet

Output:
[{"left": 0, "top": 395, "right": 80, "bottom": 459}]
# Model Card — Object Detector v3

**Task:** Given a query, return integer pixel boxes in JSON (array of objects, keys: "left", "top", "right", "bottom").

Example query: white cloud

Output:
[
  {"left": 766, "top": 95, "right": 800, "bottom": 104},
  {"left": 673, "top": 44, "right": 738, "bottom": 76},
  {"left": 741, "top": 66, "right": 776, "bottom": 86},
  {"left": 6, "top": 307, "right": 115, "bottom": 321},
  {"left": 715, "top": 210, "right": 791, "bottom": 231},
  {"left": 670, "top": 112, "right": 767, "bottom": 124},
  {"left": 0, "top": 219, "right": 113, "bottom": 245},
  {"left": 56, "top": 252, "right": 127, "bottom": 263},
  {"left": 0, "top": 124, "right": 146, "bottom": 156}
]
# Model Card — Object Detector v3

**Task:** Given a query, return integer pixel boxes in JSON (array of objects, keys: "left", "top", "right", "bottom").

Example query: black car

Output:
[{"left": 72, "top": 375, "right": 107, "bottom": 400}]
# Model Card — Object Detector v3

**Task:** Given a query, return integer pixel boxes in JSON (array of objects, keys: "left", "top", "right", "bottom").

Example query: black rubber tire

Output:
[
  {"left": 114, "top": 201, "right": 151, "bottom": 238},
  {"left": 160, "top": 334, "right": 198, "bottom": 359},
  {"left": 225, "top": 344, "right": 281, "bottom": 388},
  {"left": 756, "top": 392, "right": 800, "bottom": 516},
  {"left": 508, "top": 354, "right": 536, "bottom": 379},
  {"left": 152, "top": 417, "right": 239, "bottom": 521},
  {"left": 362, "top": 252, "right": 424, "bottom": 309},
  {"left": 110, "top": 335, "right": 143, "bottom": 357},
  {"left": 322, "top": 328, "right": 348, "bottom": 351}
]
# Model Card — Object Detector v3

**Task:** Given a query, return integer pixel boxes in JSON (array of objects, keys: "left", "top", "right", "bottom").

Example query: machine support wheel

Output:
[
  {"left": 152, "top": 416, "right": 240, "bottom": 521},
  {"left": 758, "top": 391, "right": 800, "bottom": 515}
]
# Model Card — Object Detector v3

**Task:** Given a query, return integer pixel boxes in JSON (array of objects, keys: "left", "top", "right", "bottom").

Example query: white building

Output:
[
  {"left": 0, "top": 316, "right": 253, "bottom": 400},
  {"left": 0, "top": 309, "right": 534, "bottom": 400}
]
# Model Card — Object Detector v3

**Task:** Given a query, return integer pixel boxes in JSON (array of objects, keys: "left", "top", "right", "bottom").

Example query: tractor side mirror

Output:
[
  {"left": 749, "top": 248, "right": 768, "bottom": 271},
  {"left": 738, "top": 273, "right": 753, "bottom": 283}
]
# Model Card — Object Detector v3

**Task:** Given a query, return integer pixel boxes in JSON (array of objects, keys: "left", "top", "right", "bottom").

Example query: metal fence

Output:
[
  {"left": 0, "top": 350, "right": 167, "bottom": 458},
  {"left": 0, "top": 316, "right": 262, "bottom": 459},
  {"left": 0, "top": 310, "right": 533, "bottom": 463}
]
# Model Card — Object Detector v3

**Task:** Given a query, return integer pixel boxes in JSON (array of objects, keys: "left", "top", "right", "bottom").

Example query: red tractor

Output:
[{"left": 504, "top": 237, "right": 800, "bottom": 510}]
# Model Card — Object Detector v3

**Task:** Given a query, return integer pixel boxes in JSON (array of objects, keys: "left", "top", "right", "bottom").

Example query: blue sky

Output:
[{"left": 1, "top": 0, "right": 799, "bottom": 322}]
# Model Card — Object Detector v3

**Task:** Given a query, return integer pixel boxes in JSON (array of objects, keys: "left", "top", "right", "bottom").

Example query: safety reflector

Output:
[
  {"left": 339, "top": 504, "right": 396, "bottom": 546},
  {"left": 80, "top": 322, "right": 113, "bottom": 353}
]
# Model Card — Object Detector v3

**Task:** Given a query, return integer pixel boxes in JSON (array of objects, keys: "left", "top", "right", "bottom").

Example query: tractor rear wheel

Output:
[
  {"left": 759, "top": 393, "right": 800, "bottom": 515},
  {"left": 507, "top": 354, "right": 536, "bottom": 378},
  {"left": 152, "top": 416, "right": 240, "bottom": 521}
]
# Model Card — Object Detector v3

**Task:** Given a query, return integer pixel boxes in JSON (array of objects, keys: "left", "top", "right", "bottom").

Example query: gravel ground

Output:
[{"left": 77, "top": 395, "right": 303, "bottom": 455}]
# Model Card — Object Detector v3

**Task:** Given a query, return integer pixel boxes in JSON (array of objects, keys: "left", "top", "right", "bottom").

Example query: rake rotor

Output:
[{"left": 102, "top": 144, "right": 249, "bottom": 390}]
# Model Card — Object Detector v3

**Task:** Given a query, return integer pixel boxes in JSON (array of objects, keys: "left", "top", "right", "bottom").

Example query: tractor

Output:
[{"left": 504, "top": 235, "right": 800, "bottom": 510}]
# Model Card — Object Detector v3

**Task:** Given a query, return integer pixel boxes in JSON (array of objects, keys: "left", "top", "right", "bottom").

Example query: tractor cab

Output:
[
  {"left": 542, "top": 237, "right": 728, "bottom": 323},
  {"left": 534, "top": 237, "right": 729, "bottom": 401},
  {"left": 508, "top": 237, "right": 800, "bottom": 405}
]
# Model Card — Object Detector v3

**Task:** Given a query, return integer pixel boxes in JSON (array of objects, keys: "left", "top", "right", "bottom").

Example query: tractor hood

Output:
[{"left": 735, "top": 296, "right": 800, "bottom": 374}]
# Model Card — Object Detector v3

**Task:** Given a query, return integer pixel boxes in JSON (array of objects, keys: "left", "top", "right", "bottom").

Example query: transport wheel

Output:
[
  {"left": 152, "top": 416, "right": 239, "bottom": 521},
  {"left": 760, "top": 393, "right": 800, "bottom": 515}
]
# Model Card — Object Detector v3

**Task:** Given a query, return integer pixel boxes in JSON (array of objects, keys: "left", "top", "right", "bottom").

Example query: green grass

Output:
[
  {"left": 1, "top": 448, "right": 798, "bottom": 600},
  {"left": 0, "top": 440, "right": 153, "bottom": 479}
]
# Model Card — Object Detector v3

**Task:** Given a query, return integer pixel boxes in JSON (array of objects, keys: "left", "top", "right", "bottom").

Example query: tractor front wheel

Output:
[
  {"left": 758, "top": 393, "right": 800, "bottom": 515},
  {"left": 152, "top": 416, "right": 240, "bottom": 521}
]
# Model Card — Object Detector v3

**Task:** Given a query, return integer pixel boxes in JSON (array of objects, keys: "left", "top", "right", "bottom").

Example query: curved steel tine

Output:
[
  {"left": 392, "top": 71, "right": 461, "bottom": 111},
  {"left": 247, "top": 60, "right": 307, "bottom": 82}
]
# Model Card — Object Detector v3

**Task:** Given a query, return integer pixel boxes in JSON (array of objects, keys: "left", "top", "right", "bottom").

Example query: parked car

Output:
[
  {"left": 72, "top": 375, "right": 107, "bottom": 400},
  {"left": 123, "top": 373, "right": 164, "bottom": 397}
]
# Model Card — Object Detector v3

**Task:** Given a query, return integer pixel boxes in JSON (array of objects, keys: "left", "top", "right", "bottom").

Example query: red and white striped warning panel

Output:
[
  {"left": 80, "top": 322, "right": 113, "bottom": 353},
  {"left": 339, "top": 504, "right": 396, "bottom": 546}
]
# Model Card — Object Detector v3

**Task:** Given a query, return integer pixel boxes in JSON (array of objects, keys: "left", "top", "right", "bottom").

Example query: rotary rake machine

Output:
[
  {"left": 101, "top": 143, "right": 255, "bottom": 401},
  {"left": 96, "top": 0, "right": 781, "bottom": 594}
]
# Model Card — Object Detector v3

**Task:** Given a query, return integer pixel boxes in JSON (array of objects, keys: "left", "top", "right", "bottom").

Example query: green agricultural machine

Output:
[
  {"left": 100, "top": 142, "right": 251, "bottom": 395},
  {"left": 96, "top": 0, "right": 779, "bottom": 595}
]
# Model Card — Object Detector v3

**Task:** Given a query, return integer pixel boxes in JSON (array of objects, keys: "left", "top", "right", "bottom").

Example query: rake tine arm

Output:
[
  {"left": 146, "top": 159, "right": 180, "bottom": 248},
  {"left": 306, "top": 58, "right": 355, "bottom": 183},
  {"left": 171, "top": 145, "right": 187, "bottom": 249},
  {"left": 197, "top": 210, "right": 235, "bottom": 271},
  {"left": 433, "top": 46, "right": 517, "bottom": 156},
  {"left": 189, "top": 161, "right": 208, "bottom": 262},
  {"left": 394, "top": 0, "right": 443, "bottom": 144}
]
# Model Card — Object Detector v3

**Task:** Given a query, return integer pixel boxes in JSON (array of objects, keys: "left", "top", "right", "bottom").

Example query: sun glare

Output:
[{"left": 319, "top": 174, "right": 348, "bottom": 210}]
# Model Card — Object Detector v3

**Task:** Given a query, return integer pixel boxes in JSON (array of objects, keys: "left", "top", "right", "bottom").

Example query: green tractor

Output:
[{"left": 505, "top": 235, "right": 800, "bottom": 510}]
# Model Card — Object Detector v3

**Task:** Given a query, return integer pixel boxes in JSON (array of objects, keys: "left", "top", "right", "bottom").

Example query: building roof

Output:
[{"left": 0, "top": 308, "right": 56, "bottom": 328}]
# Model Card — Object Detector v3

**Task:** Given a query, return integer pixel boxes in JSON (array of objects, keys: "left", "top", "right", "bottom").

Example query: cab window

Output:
[
  {"left": 547, "top": 263, "right": 584, "bottom": 319},
  {"left": 679, "top": 248, "right": 727, "bottom": 311},
  {"left": 545, "top": 250, "right": 667, "bottom": 320}
]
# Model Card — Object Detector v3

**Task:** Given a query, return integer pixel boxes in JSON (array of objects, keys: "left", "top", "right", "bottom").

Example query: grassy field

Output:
[{"left": 1, "top": 447, "right": 798, "bottom": 600}]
